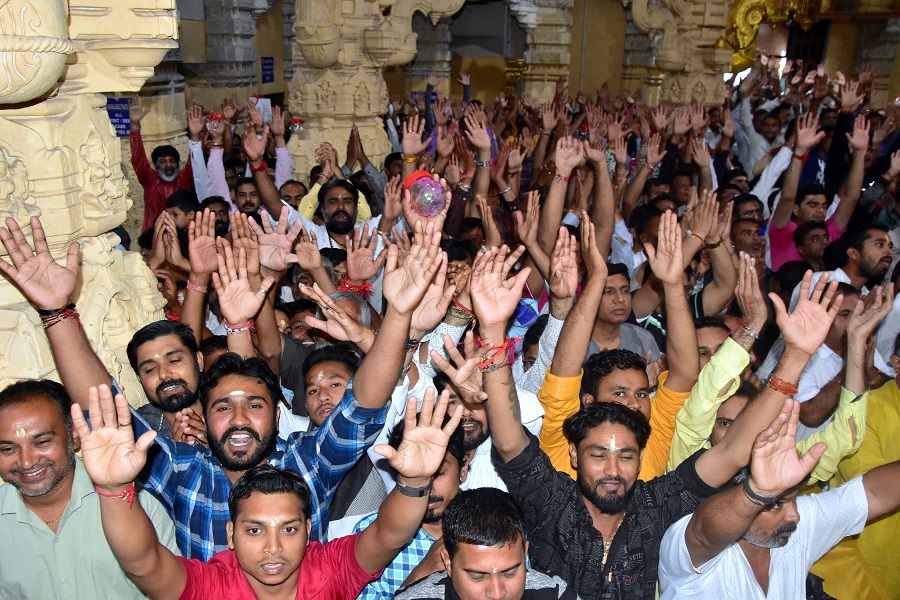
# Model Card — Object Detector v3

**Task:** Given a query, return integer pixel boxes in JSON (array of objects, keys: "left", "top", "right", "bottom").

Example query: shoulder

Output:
[
  {"left": 395, "top": 572, "right": 449, "bottom": 599},
  {"left": 523, "top": 569, "right": 575, "bottom": 598}
]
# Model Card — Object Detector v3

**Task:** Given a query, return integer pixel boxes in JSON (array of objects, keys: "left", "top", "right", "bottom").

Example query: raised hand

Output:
[
  {"left": 841, "top": 80, "right": 864, "bottom": 111},
  {"left": 457, "top": 72, "right": 470, "bottom": 86},
  {"left": 846, "top": 113, "right": 870, "bottom": 154},
  {"left": 301, "top": 282, "right": 373, "bottom": 346},
  {"left": 173, "top": 406, "right": 207, "bottom": 447},
  {"left": 410, "top": 254, "right": 456, "bottom": 334},
  {"left": 270, "top": 105, "right": 286, "bottom": 139},
  {"left": 847, "top": 284, "right": 893, "bottom": 347},
  {"left": 0, "top": 217, "right": 80, "bottom": 310},
  {"left": 646, "top": 134, "right": 667, "bottom": 168},
  {"left": 644, "top": 211, "right": 683, "bottom": 286},
  {"left": 580, "top": 214, "right": 607, "bottom": 280},
  {"left": 435, "top": 126, "right": 455, "bottom": 159},
  {"left": 187, "top": 102, "right": 205, "bottom": 141},
  {"left": 292, "top": 227, "right": 322, "bottom": 271},
  {"left": 382, "top": 174, "right": 403, "bottom": 225},
  {"left": 188, "top": 209, "right": 219, "bottom": 278},
  {"left": 747, "top": 397, "right": 827, "bottom": 499},
  {"left": 513, "top": 190, "right": 541, "bottom": 248},
  {"left": 382, "top": 221, "right": 444, "bottom": 315},
  {"left": 247, "top": 99, "right": 264, "bottom": 130},
  {"left": 735, "top": 252, "right": 767, "bottom": 332},
  {"left": 672, "top": 107, "right": 691, "bottom": 136},
  {"left": 242, "top": 124, "right": 269, "bottom": 164},
  {"left": 247, "top": 206, "right": 303, "bottom": 273},
  {"left": 430, "top": 332, "right": 490, "bottom": 404},
  {"left": 555, "top": 136, "right": 585, "bottom": 174},
  {"left": 402, "top": 174, "right": 451, "bottom": 234},
  {"left": 475, "top": 195, "right": 503, "bottom": 249},
  {"left": 372, "top": 389, "right": 463, "bottom": 480},
  {"left": 73, "top": 385, "right": 157, "bottom": 491},
  {"left": 346, "top": 223, "right": 387, "bottom": 284},
  {"left": 212, "top": 239, "right": 274, "bottom": 325},
  {"left": 464, "top": 113, "right": 492, "bottom": 153},
  {"left": 770, "top": 271, "right": 841, "bottom": 357},
  {"left": 795, "top": 113, "right": 825, "bottom": 154},
  {"left": 549, "top": 227, "right": 579, "bottom": 300},
  {"left": 469, "top": 245, "right": 530, "bottom": 328},
  {"left": 229, "top": 212, "right": 261, "bottom": 279},
  {"left": 402, "top": 114, "right": 428, "bottom": 157},
  {"left": 685, "top": 188, "right": 717, "bottom": 241},
  {"left": 221, "top": 94, "right": 241, "bottom": 122},
  {"left": 128, "top": 96, "right": 150, "bottom": 124}
]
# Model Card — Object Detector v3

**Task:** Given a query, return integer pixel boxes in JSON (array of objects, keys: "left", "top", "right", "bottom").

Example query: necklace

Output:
[
  {"left": 600, "top": 517, "right": 624, "bottom": 570},
  {"left": 43, "top": 515, "right": 63, "bottom": 525}
]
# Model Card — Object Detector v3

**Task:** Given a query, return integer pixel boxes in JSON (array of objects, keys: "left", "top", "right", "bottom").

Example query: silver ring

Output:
[{"left": 258, "top": 287, "right": 268, "bottom": 294}]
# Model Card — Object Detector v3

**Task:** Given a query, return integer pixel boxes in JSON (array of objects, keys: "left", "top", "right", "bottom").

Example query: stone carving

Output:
[
  {"left": 0, "top": 0, "right": 75, "bottom": 102},
  {"left": 725, "top": 0, "right": 831, "bottom": 70},
  {"left": 0, "top": 146, "right": 40, "bottom": 224},
  {"left": 508, "top": 0, "right": 575, "bottom": 100}
]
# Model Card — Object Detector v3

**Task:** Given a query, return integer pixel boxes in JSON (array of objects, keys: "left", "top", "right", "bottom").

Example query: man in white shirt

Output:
[{"left": 659, "top": 396, "right": 900, "bottom": 599}]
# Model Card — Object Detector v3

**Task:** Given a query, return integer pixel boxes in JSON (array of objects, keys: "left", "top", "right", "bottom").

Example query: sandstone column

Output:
[
  {"left": 0, "top": 0, "right": 176, "bottom": 400},
  {"left": 508, "top": 0, "right": 575, "bottom": 100},
  {"left": 288, "top": 0, "right": 466, "bottom": 181}
]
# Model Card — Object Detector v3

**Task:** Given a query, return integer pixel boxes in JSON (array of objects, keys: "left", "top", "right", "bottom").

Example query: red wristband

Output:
[
  {"left": 249, "top": 161, "right": 266, "bottom": 173},
  {"left": 95, "top": 483, "right": 136, "bottom": 508},
  {"left": 793, "top": 152, "right": 809, "bottom": 163},
  {"left": 767, "top": 376, "right": 799, "bottom": 396}
]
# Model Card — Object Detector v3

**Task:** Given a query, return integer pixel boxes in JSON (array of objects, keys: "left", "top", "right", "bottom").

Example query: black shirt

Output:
[{"left": 494, "top": 432, "right": 719, "bottom": 599}]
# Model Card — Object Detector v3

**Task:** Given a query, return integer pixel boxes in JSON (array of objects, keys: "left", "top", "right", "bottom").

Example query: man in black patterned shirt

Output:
[{"left": 458, "top": 215, "right": 843, "bottom": 598}]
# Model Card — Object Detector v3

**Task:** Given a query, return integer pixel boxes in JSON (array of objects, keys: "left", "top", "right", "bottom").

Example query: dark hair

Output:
[
  {"left": 235, "top": 177, "right": 256, "bottom": 192},
  {"left": 629, "top": 204, "right": 662, "bottom": 236},
  {"left": 319, "top": 248, "right": 347, "bottom": 267},
  {"left": 694, "top": 315, "right": 730, "bottom": 334},
  {"left": 827, "top": 225, "right": 889, "bottom": 270},
  {"left": 284, "top": 299, "right": 318, "bottom": 318},
  {"left": 0, "top": 380, "right": 72, "bottom": 430},
  {"left": 228, "top": 465, "right": 311, "bottom": 521},
  {"left": 388, "top": 413, "right": 466, "bottom": 469},
  {"left": 127, "top": 320, "right": 199, "bottom": 372},
  {"left": 733, "top": 378, "right": 761, "bottom": 404},
  {"left": 137, "top": 226, "right": 154, "bottom": 250},
  {"left": 605, "top": 262, "right": 630, "bottom": 281},
  {"left": 201, "top": 195, "right": 229, "bottom": 211},
  {"left": 165, "top": 190, "right": 200, "bottom": 215},
  {"left": 793, "top": 220, "right": 827, "bottom": 249},
  {"left": 773, "top": 261, "right": 813, "bottom": 293},
  {"left": 198, "top": 353, "right": 284, "bottom": 412},
  {"left": 199, "top": 335, "right": 228, "bottom": 360},
  {"left": 834, "top": 281, "right": 861, "bottom": 299},
  {"left": 796, "top": 184, "right": 827, "bottom": 207},
  {"left": 442, "top": 488, "right": 528, "bottom": 558},
  {"left": 582, "top": 349, "right": 646, "bottom": 402},
  {"left": 643, "top": 177, "right": 669, "bottom": 196},
  {"left": 460, "top": 217, "right": 484, "bottom": 235},
  {"left": 442, "top": 238, "right": 477, "bottom": 263},
  {"left": 309, "top": 165, "right": 323, "bottom": 183},
  {"left": 562, "top": 401, "right": 651, "bottom": 449},
  {"left": 151, "top": 145, "right": 179, "bottom": 165},
  {"left": 733, "top": 193, "right": 762, "bottom": 209},
  {"left": 523, "top": 314, "right": 550, "bottom": 355},
  {"left": 384, "top": 152, "right": 402, "bottom": 171},
  {"left": 726, "top": 168, "right": 748, "bottom": 182},
  {"left": 317, "top": 179, "right": 359, "bottom": 207},
  {"left": 647, "top": 192, "right": 675, "bottom": 208},
  {"left": 301, "top": 346, "right": 361, "bottom": 383},
  {"left": 279, "top": 179, "right": 308, "bottom": 195},
  {"left": 223, "top": 159, "right": 242, "bottom": 175}
]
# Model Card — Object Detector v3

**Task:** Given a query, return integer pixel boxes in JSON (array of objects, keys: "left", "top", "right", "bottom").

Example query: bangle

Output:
[
  {"left": 686, "top": 232, "right": 704, "bottom": 244},
  {"left": 95, "top": 483, "right": 137, "bottom": 508},
  {"left": 402, "top": 154, "right": 418, "bottom": 163},
  {"left": 474, "top": 158, "right": 490, "bottom": 168},
  {"left": 338, "top": 275, "right": 372, "bottom": 300},
  {"left": 792, "top": 152, "right": 809, "bottom": 162},
  {"left": 706, "top": 237, "right": 723, "bottom": 249},
  {"left": 540, "top": 131, "right": 551, "bottom": 137},
  {"left": 396, "top": 479, "right": 432, "bottom": 497},
  {"left": 556, "top": 173, "right": 569, "bottom": 184},
  {"left": 767, "top": 375, "right": 799, "bottom": 396},
  {"left": 406, "top": 337, "right": 421, "bottom": 352},
  {"left": 209, "top": 142, "right": 223, "bottom": 148},
  {"left": 186, "top": 281, "right": 208, "bottom": 294},
  {"left": 39, "top": 303, "right": 80, "bottom": 330},
  {"left": 225, "top": 319, "right": 255, "bottom": 335},
  {"left": 249, "top": 161, "right": 266, "bottom": 173},
  {"left": 165, "top": 309, "right": 180, "bottom": 322},
  {"left": 741, "top": 325, "right": 759, "bottom": 340},
  {"left": 498, "top": 184, "right": 513, "bottom": 196},
  {"left": 742, "top": 478, "right": 781, "bottom": 507},
  {"left": 457, "top": 181, "right": 472, "bottom": 191}
]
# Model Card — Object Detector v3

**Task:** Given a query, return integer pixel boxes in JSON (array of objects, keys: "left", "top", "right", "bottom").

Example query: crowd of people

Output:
[{"left": 1, "top": 56, "right": 900, "bottom": 600}]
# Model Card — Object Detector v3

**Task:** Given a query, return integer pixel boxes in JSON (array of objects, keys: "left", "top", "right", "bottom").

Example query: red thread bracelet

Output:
[
  {"left": 249, "top": 161, "right": 266, "bottom": 173},
  {"left": 95, "top": 483, "right": 137, "bottom": 508},
  {"left": 793, "top": 152, "right": 809, "bottom": 163}
]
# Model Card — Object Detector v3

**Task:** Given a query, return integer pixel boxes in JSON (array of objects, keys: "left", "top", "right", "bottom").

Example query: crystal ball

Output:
[{"left": 408, "top": 176, "right": 446, "bottom": 218}]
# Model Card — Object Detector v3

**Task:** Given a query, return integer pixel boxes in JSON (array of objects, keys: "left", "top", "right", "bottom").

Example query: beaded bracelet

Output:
[
  {"left": 339, "top": 275, "right": 373, "bottom": 301},
  {"left": 186, "top": 281, "right": 208, "bottom": 294},
  {"left": 225, "top": 319, "right": 255, "bottom": 335}
]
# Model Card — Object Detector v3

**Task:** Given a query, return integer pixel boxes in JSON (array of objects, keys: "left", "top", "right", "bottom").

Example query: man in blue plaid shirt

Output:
[
  {"left": 353, "top": 403, "right": 469, "bottom": 598},
  {"left": 5, "top": 213, "right": 450, "bottom": 562}
]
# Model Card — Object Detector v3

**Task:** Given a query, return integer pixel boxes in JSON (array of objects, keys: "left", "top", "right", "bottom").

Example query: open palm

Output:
[
  {"left": 470, "top": 246, "right": 530, "bottom": 328},
  {"left": 771, "top": 271, "right": 840, "bottom": 356},
  {"left": 0, "top": 217, "right": 79, "bottom": 310},
  {"left": 188, "top": 210, "right": 218, "bottom": 277},
  {"left": 249, "top": 208, "right": 302, "bottom": 272},
  {"left": 383, "top": 222, "right": 443, "bottom": 314},
  {"left": 212, "top": 242, "right": 273, "bottom": 324}
]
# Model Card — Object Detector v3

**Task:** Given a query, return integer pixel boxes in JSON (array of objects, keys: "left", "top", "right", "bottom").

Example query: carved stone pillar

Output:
[
  {"left": 624, "top": 0, "right": 731, "bottom": 106},
  {"left": 508, "top": 0, "right": 575, "bottom": 100},
  {"left": 283, "top": 0, "right": 296, "bottom": 82},
  {"left": 288, "top": 0, "right": 465, "bottom": 180},
  {"left": 182, "top": 0, "right": 273, "bottom": 107},
  {"left": 0, "top": 0, "right": 175, "bottom": 400},
  {"left": 404, "top": 15, "right": 453, "bottom": 92}
]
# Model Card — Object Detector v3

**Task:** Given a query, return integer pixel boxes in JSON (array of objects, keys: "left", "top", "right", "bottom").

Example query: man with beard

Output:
[
  {"left": 659, "top": 395, "right": 900, "bottom": 599},
  {"left": 0, "top": 380, "right": 178, "bottom": 598},
  {"left": 352, "top": 408, "right": 468, "bottom": 599},
  {"left": 201, "top": 196, "right": 231, "bottom": 237},
  {"left": 471, "top": 223, "right": 845, "bottom": 598},
  {"left": 0, "top": 214, "right": 447, "bottom": 561},
  {"left": 235, "top": 177, "right": 262, "bottom": 215},
  {"left": 129, "top": 96, "right": 194, "bottom": 231}
]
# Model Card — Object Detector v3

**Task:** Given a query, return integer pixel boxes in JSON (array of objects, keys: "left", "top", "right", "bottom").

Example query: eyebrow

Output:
[
  {"left": 242, "top": 517, "right": 303, "bottom": 526},
  {"left": 138, "top": 349, "right": 185, "bottom": 370},
  {"left": 589, "top": 444, "right": 638, "bottom": 454},
  {"left": 464, "top": 563, "right": 522, "bottom": 576},
  {"left": 0, "top": 430, "right": 56, "bottom": 444},
  {"left": 210, "top": 395, "right": 269, "bottom": 408}
]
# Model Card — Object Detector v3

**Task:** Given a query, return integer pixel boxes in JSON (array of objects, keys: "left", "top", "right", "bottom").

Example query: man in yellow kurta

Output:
[{"left": 538, "top": 220, "right": 700, "bottom": 482}]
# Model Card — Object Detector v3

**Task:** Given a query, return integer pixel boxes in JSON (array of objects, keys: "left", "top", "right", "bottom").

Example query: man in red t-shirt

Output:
[
  {"left": 74, "top": 385, "right": 462, "bottom": 600},
  {"left": 129, "top": 96, "right": 194, "bottom": 232}
]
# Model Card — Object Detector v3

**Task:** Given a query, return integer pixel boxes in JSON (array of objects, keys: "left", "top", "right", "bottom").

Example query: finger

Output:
[
  {"left": 98, "top": 384, "right": 117, "bottom": 428},
  {"left": 442, "top": 403, "right": 464, "bottom": 437},
  {"left": 430, "top": 389, "right": 450, "bottom": 428},
  {"left": 71, "top": 402, "right": 92, "bottom": 440}
]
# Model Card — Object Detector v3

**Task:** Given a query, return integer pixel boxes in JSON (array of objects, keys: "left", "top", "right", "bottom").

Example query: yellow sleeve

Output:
[
  {"left": 298, "top": 183, "right": 322, "bottom": 220},
  {"left": 642, "top": 371, "right": 690, "bottom": 481},
  {"left": 537, "top": 369, "right": 582, "bottom": 479},
  {"left": 802, "top": 387, "right": 867, "bottom": 484},
  {"left": 296, "top": 182, "right": 371, "bottom": 223},
  {"left": 667, "top": 338, "right": 749, "bottom": 471},
  {"left": 834, "top": 385, "right": 893, "bottom": 485}
]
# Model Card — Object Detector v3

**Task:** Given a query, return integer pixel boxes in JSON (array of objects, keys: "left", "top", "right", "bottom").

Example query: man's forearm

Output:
[
  {"left": 661, "top": 281, "right": 699, "bottom": 392},
  {"left": 799, "top": 378, "right": 842, "bottom": 428},
  {"left": 549, "top": 276, "right": 604, "bottom": 377},
  {"left": 251, "top": 167, "right": 284, "bottom": 217},
  {"left": 354, "top": 306, "right": 410, "bottom": 409},
  {"left": 687, "top": 483, "right": 764, "bottom": 568},
  {"left": 481, "top": 324, "right": 529, "bottom": 462},
  {"left": 48, "top": 318, "right": 115, "bottom": 406}
]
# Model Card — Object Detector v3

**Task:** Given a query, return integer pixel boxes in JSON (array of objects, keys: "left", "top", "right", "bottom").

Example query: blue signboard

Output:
[
  {"left": 261, "top": 56, "right": 275, "bottom": 84},
  {"left": 106, "top": 97, "right": 131, "bottom": 138}
]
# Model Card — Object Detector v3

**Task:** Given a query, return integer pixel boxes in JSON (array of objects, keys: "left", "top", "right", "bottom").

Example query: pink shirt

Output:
[
  {"left": 178, "top": 533, "right": 380, "bottom": 600},
  {"left": 768, "top": 217, "right": 845, "bottom": 272}
]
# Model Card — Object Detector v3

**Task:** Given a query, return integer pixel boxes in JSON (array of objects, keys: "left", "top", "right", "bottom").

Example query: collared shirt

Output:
[
  {"left": 130, "top": 130, "right": 194, "bottom": 231},
  {"left": 137, "top": 379, "right": 388, "bottom": 560},
  {"left": 353, "top": 513, "right": 435, "bottom": 599},
  {"left": 0, "top": 457, "right": 179, "bottom": 599},
  {"left": 395, "top": 570, "right": 578, "bottom": 599},
  {"left": 495, "top": 433, "right": 719, "bottom": 600}
]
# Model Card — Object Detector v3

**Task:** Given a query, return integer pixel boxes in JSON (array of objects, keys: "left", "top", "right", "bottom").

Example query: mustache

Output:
[
  {"left": 9, "top": 461, "right": 53, "bottom": 475},
  {"left": 773, "top": 522, "right": 797, "bottom": 536},
  {"left": 156, "top": 379, "right": 189, "bottom": 396},
  {"left": 428, "top": 495, "right": 444, "bottom": 505},
  {"left": 331, "top": 210, "right": 351, "bottom": 220},
  {"left": 219, "top": 426, "right": 261, "bottom": 444},
  {"left": 596, "top": 476, "right": 628, "bottom": 488},
  {"left": 461, "top": 417, "right": 482, "bottom": 427}
]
